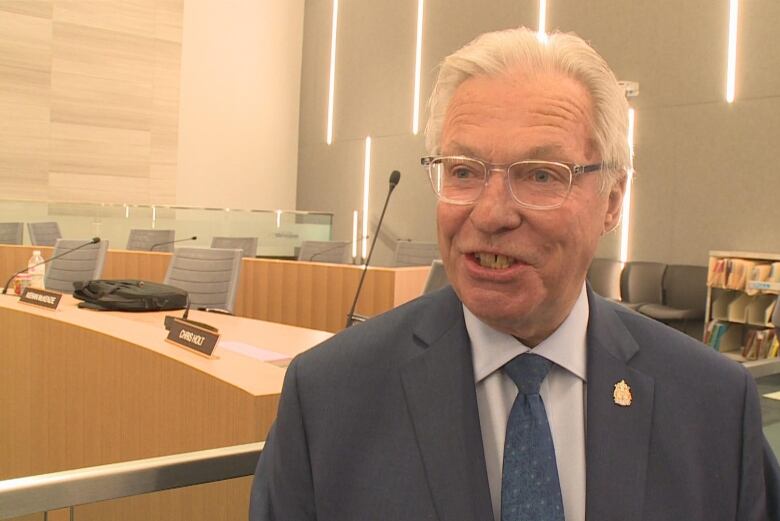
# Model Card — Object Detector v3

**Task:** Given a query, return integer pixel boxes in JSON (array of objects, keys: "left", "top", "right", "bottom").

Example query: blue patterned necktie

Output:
[{"left": 501, "top": 353, "right": 565, "bottom": 521}]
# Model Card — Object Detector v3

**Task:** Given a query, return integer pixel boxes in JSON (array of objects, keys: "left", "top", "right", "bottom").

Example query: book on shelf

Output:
[
  {"left": 708, "top": 257, "right": 780, "bottom": 293},
  {"left": 742, "top": 330, "right": 757, "bottom": 359},
  {"left": 771, "top": 262, "right": 780, "bottom": 283},
  {"left": 728, "top": 260, "right": 755, "bottom": 290},
  {"left": 704, "top": 319, "right": 717, "bottom": 345},
  {"left": 708, "top": 258, "right": 729, "bottom": 287},
  {"left": 703, "top": 320, "right": 714, "bottom": 345},
  {"left": 705, "top": 321, "right": 729, "bottom": 351},
  {"left": 758, "top": 330, "right": 775, "bottom": 359},
  {"left": 707, "top": 258, "right": 756, "bottom": 290},
  {"left": 769, "top": 337, "right": 780, "bottom": 359},
  {"left": 738, "top": 329, "right": 776, "bottom": 360},
  {"left": 704, "top": 320, "right": 778, "bottom": 359},
  {"left": 706, "top": 252, "right": 780, "bottom": 367},
  {"left": 707, "top": 258, "right": 723, "bottom": 287},
  {"left": 746, "top": 263, "right": 772, "bottom": 295}
]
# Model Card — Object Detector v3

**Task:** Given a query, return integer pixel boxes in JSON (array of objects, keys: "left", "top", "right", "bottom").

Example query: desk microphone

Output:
[
  {"left": 345, "top": 170, "right": 400, "bottom": 327},
  {"left": 150, "top": 236, "right": 197, "bottom": 251},
  {"left": 2, "top": 237, "right": 101, "bottom": 295},
  {"left": 163, "top": 294, "right": 218, "bottom": 333}
]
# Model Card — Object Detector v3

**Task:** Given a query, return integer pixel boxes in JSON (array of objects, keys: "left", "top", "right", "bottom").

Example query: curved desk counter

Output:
[
  {"left": 0, "top": 294, "right": 331, "bottom": 521},
  {"left": 0, "top": 245, "right": 431, "bottom": 333}
]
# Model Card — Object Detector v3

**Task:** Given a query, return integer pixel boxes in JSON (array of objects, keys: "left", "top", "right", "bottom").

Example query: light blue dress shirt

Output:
[{"left": 465, "top": 284, "right": 588, "bottom": 521}]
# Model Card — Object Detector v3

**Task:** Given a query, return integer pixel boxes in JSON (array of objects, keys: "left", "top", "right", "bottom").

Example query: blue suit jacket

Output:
[{"left": 250, "top": 286, "right": 780, "bottom": 520}]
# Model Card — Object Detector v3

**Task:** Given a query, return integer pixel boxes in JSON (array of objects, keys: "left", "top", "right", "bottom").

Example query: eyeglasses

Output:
[{"left": 421, "top": 155, "right": 603, "bottom": 210}]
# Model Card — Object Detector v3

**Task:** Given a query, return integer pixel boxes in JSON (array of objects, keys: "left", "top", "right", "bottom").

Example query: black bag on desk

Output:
[{"left": 72, "top": 279, "right": 188, "bottom": 312}]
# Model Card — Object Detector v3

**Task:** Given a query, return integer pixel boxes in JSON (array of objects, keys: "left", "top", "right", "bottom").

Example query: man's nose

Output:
[{"left": 468, "top": 170, "right": 523, "bottom": 232}]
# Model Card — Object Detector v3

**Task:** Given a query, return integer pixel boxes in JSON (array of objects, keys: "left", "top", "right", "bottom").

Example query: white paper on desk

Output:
[{"left": 218, "top": 340, "right": 289, "bottom": 362}]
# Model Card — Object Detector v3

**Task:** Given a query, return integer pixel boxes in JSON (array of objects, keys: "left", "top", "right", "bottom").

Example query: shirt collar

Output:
[{"left": 465, "top": 284, "right": 589, "bottom": 383}]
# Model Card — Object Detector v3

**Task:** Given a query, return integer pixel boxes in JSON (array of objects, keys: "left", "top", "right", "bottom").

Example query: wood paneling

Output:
[
  {"left": 153, "top": 0, "right": 182, "bottom": 43},
  {"left": 50, "top": 123, "right": 151, "bottom": 176},
  {"left": 54, "top": 0, "right": 158, "bottom": 37},
  {"left": 0, "top": 0, "right": 181, "bottom": 204},
  {"left": 0, "top": 246, "right": 426, "bottom": 519},
  {"left": 0, "top": 8, "right": 51, "bottom": 70},
  {"left": 0, "top": 1, "right": 53, "bottom": 18},
  {"left": 0, "top": 7, "right": 51, "bottom": 201},
  {"left": 0, "top": 295, "right": 329, "bottom": 521},
  {"left": 231, "top": 259, "right": 429, "bottom": 332}
]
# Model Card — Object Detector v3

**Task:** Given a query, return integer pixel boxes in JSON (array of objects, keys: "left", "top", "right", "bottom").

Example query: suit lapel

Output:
[
  {"left": 399, "top": 288, "right": 655, "bottom": 521},
  {"left": 400, "top": 288, "right": 494, "bottom": 521},
  {"left": 585, "top": 291, "right": 654, "bottom": 521}
]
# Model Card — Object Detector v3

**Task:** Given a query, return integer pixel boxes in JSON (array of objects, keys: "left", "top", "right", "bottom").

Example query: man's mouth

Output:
[{"left": 474, "top": 252, "right": 516, "bottom": 269}]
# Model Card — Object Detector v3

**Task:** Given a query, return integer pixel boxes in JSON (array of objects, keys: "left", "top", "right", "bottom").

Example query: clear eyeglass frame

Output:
[{"left": 420, "top": 155, "right": 603, "bottom": 210}]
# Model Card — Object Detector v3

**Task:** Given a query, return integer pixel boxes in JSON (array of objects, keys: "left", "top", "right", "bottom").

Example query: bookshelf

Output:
[{"left": 705, "top": 251, "right": 780, "bottom": 378}]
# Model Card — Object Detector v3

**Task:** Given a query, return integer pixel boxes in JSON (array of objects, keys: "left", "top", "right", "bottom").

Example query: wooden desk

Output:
[
  {"left": 0, "top": 295, "right": 331, "bottom": 521},
  {"left": 0, "top": 245, "right": 431, "bottom": 332}
]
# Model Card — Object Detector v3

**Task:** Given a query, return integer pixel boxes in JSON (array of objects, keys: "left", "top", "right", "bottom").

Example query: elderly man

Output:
[{"left": 250, "top": 27, "right": 779, "bottom": 521}]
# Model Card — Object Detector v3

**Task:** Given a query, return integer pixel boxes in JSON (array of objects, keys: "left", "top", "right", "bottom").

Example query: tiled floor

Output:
[{"left": 757, "top": 374, "right": 780, "bottom": 457}]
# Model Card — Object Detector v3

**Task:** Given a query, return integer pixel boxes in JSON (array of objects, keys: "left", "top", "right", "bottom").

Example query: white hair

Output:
[{"left": 425, "top": 27, "right": 629, "bottom": 189}]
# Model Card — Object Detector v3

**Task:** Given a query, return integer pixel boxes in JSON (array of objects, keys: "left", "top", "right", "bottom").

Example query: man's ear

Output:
[{"left": 602, "top": 174, "right": 627, "bottom": 234}]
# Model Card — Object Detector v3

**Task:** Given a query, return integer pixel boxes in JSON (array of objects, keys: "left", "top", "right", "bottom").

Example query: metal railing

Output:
[{"left": 0, "top": 442, "right": 263, "bottom": 520}]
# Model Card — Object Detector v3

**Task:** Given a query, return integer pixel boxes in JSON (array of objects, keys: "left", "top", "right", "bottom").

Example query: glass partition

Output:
[{"left": 0, "top": 200, "right": 333, "bottom": 258}]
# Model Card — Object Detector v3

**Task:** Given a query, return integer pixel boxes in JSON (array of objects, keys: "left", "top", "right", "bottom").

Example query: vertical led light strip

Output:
[
  {"left": 352, "top": 210, "right": 359, "bottom": 260},
  {"left": 412, "top": 0, "right": 424, "bottom": 134},
  {"left": 537, "top": 0, "right": 548, "bottom": 42},
  {"left": 620, "top": 108, "right": 636, "bottom": 264},
  {"left": 326, "top": 0, "right": 339, "bottom": 144},
  {"left": 726, "top": 0, "right": 739, "bottom": 103},
  {"left": 361, "top": 137, "right": 372, "bottom": 260}
]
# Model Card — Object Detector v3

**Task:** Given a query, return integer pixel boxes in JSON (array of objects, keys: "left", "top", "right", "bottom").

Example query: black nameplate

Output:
[
  {"left": 166, "top": 319, "right": 220, "bottom": 357},
  {"left": 19, "top": 288, "right": 62, "bottom": 310}
]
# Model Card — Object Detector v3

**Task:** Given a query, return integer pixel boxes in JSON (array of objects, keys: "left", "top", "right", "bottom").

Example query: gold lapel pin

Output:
[{"left": 613, "top": 379, "right": 632, "bottom": 407}]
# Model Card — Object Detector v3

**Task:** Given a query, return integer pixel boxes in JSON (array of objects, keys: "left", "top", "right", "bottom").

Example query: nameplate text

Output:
[
  {"left": 166, "top": 319, "right": 219, "bottom": 357},
  {"left": 19, "top": 288, "right": 62, "bottom": 310}
]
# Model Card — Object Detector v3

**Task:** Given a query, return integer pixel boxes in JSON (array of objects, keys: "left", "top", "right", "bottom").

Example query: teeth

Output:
[{"left": 475, "top": 252, "right": 515, "bottom": 269}]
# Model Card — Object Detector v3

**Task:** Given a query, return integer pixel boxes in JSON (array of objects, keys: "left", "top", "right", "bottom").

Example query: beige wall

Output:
[
  {"left": 296, "top": 0, "right": 780, "bottom": 267},
  {"left": 176, "top": 0, "right": 304, "bottom": 210}
]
